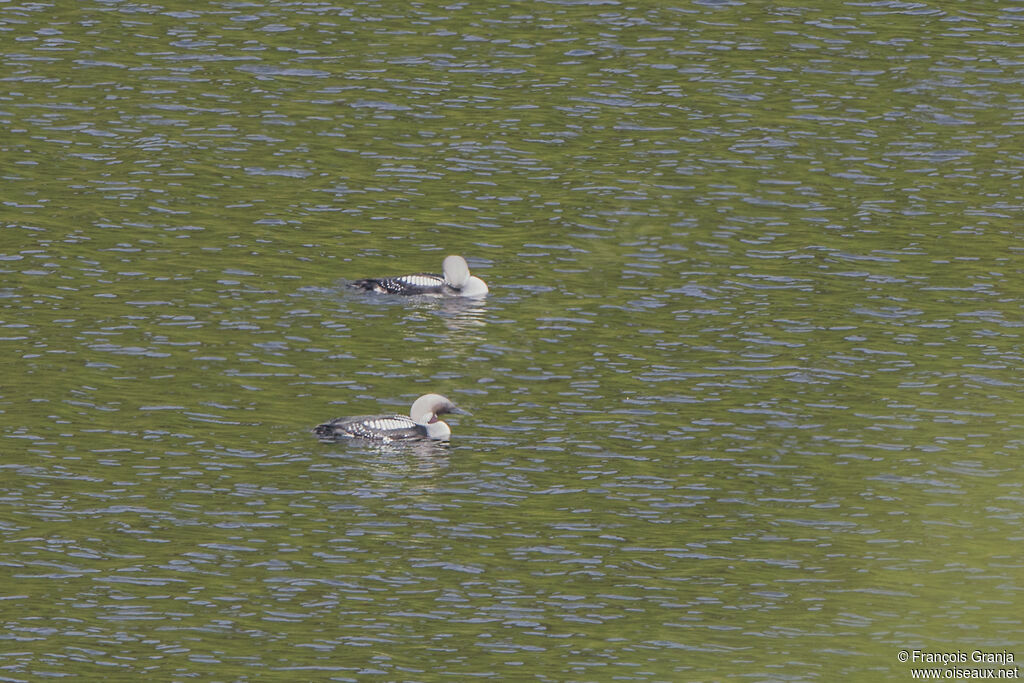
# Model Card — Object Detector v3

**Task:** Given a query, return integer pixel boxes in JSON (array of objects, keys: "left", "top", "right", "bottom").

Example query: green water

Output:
[{"left": 2, "top": 1, "right": 1022, "bottom": 681}]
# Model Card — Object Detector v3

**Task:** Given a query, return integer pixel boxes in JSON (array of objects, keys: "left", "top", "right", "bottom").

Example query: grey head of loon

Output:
[
  {"left": 442, "top": 255, "right": 488, "bottom": 297},
  {"left": 410, "top": 392, "right": 470, "bottom": 439}
]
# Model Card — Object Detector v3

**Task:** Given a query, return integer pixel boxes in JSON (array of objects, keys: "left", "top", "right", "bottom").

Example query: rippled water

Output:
[{"left": 2, "top": 1, "right": 1022, "bottom": 681}]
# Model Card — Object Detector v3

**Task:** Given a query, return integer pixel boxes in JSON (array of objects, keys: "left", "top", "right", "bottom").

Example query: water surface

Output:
[{"left": 2, "top": 1, "right": 1022, "bottom": 681}]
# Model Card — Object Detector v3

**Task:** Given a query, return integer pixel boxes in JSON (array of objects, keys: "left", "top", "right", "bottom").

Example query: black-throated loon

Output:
[
  {"left": 313, "top": 393, "right": 469, "bottom": 442},
  {"left": 352, "top": 255, "right": 488, "bottom": 297}
]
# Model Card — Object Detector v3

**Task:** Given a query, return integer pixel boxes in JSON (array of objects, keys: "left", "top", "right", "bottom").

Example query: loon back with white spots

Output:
[
  {"left": 351, "top": 272, "right": 447, "bottom": 295},
  {"left": 313, "top": 393, "right": 469, "bottom": 442},
  {"left": 351, "top": 254, "right": 488, "bottom": 297}
]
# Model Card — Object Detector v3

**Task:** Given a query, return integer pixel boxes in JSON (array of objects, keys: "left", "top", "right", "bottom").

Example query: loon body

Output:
[
  {"left": 352, "top": 255, "right": 488, "bottom": 297},
  {"left": 314, "top": 393, "right": 468, "bottom": 442}
]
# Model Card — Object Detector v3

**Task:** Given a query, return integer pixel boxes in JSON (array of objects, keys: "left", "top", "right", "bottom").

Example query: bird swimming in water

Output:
[
  {"left": 352, "top": 254, "right": 488, "bottom": 297},
  {"left": 313, "top": 393, "right": 469, "bottom": 442}
]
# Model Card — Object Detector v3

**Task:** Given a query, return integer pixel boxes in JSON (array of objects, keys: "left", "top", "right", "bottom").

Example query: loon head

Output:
[
  {"left": 409, "top": 393, "right": 469, "bottom": 440},
  {"left": 409, "top": 393, "right": 469, "bottom": 425},
  {"left": 442, "top": 255, "right": 489, "bottom": 297}
]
